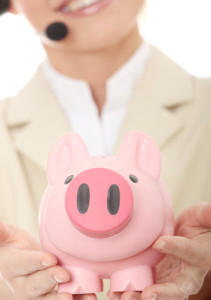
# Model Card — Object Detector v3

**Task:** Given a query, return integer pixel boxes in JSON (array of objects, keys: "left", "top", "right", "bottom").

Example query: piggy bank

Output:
[{"left": 39, "top": 131, "right": 174, "bottom": 294}]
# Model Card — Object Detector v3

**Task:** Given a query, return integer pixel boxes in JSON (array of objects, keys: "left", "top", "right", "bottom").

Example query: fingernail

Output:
[
  {"left": 54, "top": 273, "right": 70, "bottom": 283},
  {"left": 42, "top": 259, "right": 56, "bottom": 267},
  {"left": 149, "top": 295, "right": 158, "bottom": 300},
  {"left": 153, "top": 239, "right": 167, "bottom": 250}
]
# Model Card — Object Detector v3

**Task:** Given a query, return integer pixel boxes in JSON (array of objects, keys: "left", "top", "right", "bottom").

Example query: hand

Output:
[
  {"left": 0, "top": 221, "right": 97, "bottom": 300},
  {"left": 141, "top": 202, "right": 211, "bottom": 300},
  {"left": 108, "top": 202, "right": 211, "bottom": 300}
]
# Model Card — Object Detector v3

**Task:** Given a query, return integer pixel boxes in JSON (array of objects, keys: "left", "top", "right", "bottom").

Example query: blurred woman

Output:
[{"left": 0, "top": 0, "right": 211, "bottom": 299}]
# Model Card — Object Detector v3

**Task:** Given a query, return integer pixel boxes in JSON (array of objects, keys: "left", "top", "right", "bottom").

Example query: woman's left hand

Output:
[{"left": 108, "top": 202, "right": 211, "bottom": 300}]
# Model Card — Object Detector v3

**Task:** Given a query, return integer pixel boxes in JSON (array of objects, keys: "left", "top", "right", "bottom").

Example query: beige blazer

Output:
[{"left": 0, "top": 47, "right": 211, "bottom": 299}]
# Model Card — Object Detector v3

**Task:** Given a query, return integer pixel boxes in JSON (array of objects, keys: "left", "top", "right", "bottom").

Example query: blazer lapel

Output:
[
  {"left": 114, "top": 46, "right": 193, "bottom": 152},
  {"left": 6, "top": 67, "right": 69, "bottom": 171},
  {"left": 6, "top": 46, "right": 194, "bottom": 170}
]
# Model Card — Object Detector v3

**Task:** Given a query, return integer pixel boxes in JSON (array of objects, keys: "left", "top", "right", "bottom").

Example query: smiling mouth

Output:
[{"left": 61, "top": 0, "right": 102, "bottom": 12}]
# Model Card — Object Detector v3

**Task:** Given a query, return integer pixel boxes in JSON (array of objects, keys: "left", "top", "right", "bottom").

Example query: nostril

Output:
[
  {"left": 77, "top": 183, "right": 90, "bottom": 214},
  {"left": 107, "top": 184, "right": 120, "bottom": 215}
]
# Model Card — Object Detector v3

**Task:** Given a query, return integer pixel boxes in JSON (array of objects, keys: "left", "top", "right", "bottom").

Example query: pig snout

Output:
[{"left": 65, "top": 168, "right": 134, "bottom": 238}]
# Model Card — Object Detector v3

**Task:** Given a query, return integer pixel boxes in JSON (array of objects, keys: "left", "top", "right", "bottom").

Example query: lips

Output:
[
  {"left": 50, "top": 0, "right": 113, "bottom": 17},
  {"left": 61, "top": 0, "right": 101, "bottom": 12},
  {"left": 52, "top": 0, "right": 101, "bottom": 12}
]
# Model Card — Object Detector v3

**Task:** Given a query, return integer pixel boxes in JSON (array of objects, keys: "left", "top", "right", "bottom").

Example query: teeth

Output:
[{"left": 62, "top": 0, "right": 101, "bottom": 12}]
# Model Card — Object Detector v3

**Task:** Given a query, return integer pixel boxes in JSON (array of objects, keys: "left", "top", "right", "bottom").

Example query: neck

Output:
[{"left": 44, "top": 25, "right": 142, "bottom": 115}]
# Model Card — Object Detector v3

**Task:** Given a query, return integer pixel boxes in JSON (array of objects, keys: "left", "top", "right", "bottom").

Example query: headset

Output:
[
  {"left": 0, "top": 0, "right": 69, "bottom": 41},
  {"left": 45, "top": 22, "right": 69, "bottom": 41},
  {"left": 0, "top": 0, "right": 10, "bottom": 15}
]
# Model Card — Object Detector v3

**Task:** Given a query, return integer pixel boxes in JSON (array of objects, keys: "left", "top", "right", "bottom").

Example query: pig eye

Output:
[
  {"left": 129, "top": 174, "right": 138, "bottom": 183},
  {"left": 64, "top": 175, "right": 74, "bottom": 184},
  {"left": 77, "top": 184, "right": 90, "bottom": 214},
  {"left": 107, "top": 184, "right": 120, "bottom": 215}
]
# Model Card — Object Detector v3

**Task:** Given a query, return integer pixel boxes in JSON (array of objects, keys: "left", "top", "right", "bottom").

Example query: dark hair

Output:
[{"left": 0, "top": 0, "right": 10, "bottom": 15}]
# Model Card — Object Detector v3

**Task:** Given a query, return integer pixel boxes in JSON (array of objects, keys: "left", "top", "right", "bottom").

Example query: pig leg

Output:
[
  {"left": 110, "top": 265, "right": 153, "bottom": 292},
  {"left": 58, "top": 266, "right": 103, "bottom": 294}
]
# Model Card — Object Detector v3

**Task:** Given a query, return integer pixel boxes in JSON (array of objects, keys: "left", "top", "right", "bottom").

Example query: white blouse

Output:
[{"left": 42, "top": 42, "right": 151, "bottom": 156}]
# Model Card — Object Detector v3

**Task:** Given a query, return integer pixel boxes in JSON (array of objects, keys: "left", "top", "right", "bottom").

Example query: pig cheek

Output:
[
  {"left": 126, "top": 179, "right": 164, "bottom": 250},
  {"left": 44, "top": 183, "right": 73, "bottom": 247}
]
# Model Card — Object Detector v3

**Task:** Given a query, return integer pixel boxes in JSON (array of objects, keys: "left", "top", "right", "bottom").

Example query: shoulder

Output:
[
  {"left": 0, "top": 97, "right": 11, "bottom": 115},
  {"left": 193, "top": 76, "right": 211, "bottom": 101},
  {"left": 0, "top": 66, "right": 45, "bottom": 155},
  {"left": 150, "top": 45, "right": 211, "bottom": 85},
  {"left": 0, "top": 98, "right": 12, "bottom": 136},
  {"left": 148, "top": 45, "right": 211, "bottom": 106},
  {"left": 0, "top": 65, "right": 54, "bottom": 127}
]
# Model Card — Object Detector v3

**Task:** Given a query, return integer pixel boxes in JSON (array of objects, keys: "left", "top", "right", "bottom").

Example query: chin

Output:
[{"left": 44, "top": 21, "right": 139, "bottom": 53}]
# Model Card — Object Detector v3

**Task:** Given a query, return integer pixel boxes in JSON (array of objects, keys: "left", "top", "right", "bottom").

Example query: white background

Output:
[{"left": 0, "top": 0, "right": 211, "bottom": 100}]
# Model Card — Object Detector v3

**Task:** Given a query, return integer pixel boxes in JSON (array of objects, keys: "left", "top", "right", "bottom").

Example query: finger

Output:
[
  {"left": 18, "top": 266, "right": 70, "bottom": 298},
  {"left": 156, "top": 255, "right": 181, "bottom": 283},
  {"left": 3, "top": 249, "right": 57, "bottom": 279},
  {"left": 108, "top": 291, "right": 142, "bottom": 300},
  {"left": 142, "top": 266, "right": 205, "bottom": 300},
  {"left": 141, "top": 282, "right": 187, "bottom": 300},
  {"left": 37, "top": 291, "right": 59, "bottom": 300},
  {"left": 0, "top": 221, "right": 10, "bottom": 244},
  {"left": 121, "top": 291, "right": 142, "bottom": 300},
  {"left": 142, "top": 265, "right": 205, "bottom": 300},
  {"left": 38, "top": 292, "right": 72, "bottom": 300},
  {"left": 107, "top": 290, "right": 122, "bottom": 300},
  {"left": 108, "top": 290, "right": 143, "bottom": 300},
  {"left": 176, "top": 264, "right": 206, "bottom": 296},
  {"left": 176, "top": 202, "right": 211, "bottom": 234},
  {"left": 73, "top": 293, "right": 97, "bottom": 300},
  {"left": 152, "top": 236, "right": 208, "bottom": 269},
  {"left": 198, "top": 202, "right": 211, "bottom": 228},
  {"left": 59, "top": 293, "right": 74, "bottom": 300}
]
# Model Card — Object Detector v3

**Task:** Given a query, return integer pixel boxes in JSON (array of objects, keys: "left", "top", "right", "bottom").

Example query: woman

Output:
[{"left": 0, "top": 0, "right": 211, "bottom": 299}]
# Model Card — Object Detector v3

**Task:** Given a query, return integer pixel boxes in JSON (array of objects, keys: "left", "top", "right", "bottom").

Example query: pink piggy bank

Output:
[{"left": 39, "top": 131, "right": 174, "bottom": 294}]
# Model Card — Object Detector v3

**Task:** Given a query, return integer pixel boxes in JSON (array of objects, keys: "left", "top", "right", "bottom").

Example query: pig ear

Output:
[
  {"left": 47, "top": 132, "right": 91, "bottom": 185},
  {"left": 117, "top": 131, "right": 161, "bottom": 181}
]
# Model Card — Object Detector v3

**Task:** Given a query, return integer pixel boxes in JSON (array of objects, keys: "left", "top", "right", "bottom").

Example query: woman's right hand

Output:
[{"left": 0, "top": 221, "right": 85, "bottom": 300}]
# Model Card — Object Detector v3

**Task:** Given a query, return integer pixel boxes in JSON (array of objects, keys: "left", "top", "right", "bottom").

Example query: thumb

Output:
[
  {"left": 199, "top": 202, "right": 211, "bottom": 228},
  {"left": 0, "top": 221, "right": 10, "bottom": 244}
]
